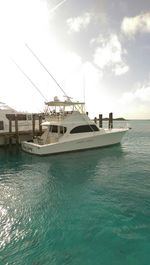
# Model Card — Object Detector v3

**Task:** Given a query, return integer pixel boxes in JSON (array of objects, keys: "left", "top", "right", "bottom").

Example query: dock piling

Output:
[
  {"left": 94, "top": 117, "right": 97, "bottom": 124},
  {"left": 99, "top": 114, "right": 103, "bottom": 128},
  {"left": 109, "top": 112, "right": 113, "bottom": 129},
  {"left": 9, "top": 119, "right": 12, "bottom": 145},
  {"left": 39, "top": 115, "right": 43, "bottom": 134},
  {"left": 32, "top": 114, "right": 36, "bottom": 138},
  {"left": 15, "top": 115, "right": 19, "bottom": 144}
]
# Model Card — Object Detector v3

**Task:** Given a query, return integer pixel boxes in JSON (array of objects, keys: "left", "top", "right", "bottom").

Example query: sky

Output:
[{"left": 0, "top": 0, "right": 150, "bottom": 119}]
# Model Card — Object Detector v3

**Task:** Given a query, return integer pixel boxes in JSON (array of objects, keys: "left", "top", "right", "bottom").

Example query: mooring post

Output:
[
  {"left": 15, "top": 114, "right": 19, "bottom": 144},
  {"left": 94, "top": 117, "right": 97, "bottom": 124},
  {"left": 32, "top": 114, "right": 36, "bottom": 138},
  {"left": 9, "top": 119, "right": 12, "bottom": 145},
  {"left": 4, "top": 135, "right": 7, "bottom": 147},
  {"left": 39, "top": 115, "right": 42, "bottom": 134},
  {"left": 109, "top": 112, "right": 113, "bottom": 129},
  {"left": 99, "top": 114, "right": 103, "bottom": 128}
]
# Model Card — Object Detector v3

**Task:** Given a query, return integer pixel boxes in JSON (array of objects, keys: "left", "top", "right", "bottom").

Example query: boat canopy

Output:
[
  {"left": 45, "top": 100, "right": 85, "bottom": 114},
  {"left": 45, "top": 101, "right": 85, "bottom": 107}
]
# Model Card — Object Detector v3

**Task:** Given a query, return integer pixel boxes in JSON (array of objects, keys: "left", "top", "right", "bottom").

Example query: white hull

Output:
[{"left": 21, "top": 128, "right": 128, "bottom": 156}]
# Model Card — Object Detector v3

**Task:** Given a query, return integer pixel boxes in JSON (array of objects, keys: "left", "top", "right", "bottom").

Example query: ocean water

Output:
[{"left": 0, "top": 120, "right": 150, "bottom": 265}]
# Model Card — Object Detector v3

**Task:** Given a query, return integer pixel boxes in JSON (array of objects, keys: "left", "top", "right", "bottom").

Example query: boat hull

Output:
[{"left": 21, "top": 129, "right": 128, "bottom": 156}]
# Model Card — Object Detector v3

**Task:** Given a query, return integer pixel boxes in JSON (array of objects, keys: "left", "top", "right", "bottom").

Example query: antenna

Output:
[{"left": 83, "top": 72, "right": 85, "bottom": 104}]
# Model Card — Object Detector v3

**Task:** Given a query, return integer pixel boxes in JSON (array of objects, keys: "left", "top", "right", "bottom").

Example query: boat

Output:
[
  {"left": 0, "top": 102, "right": 31, "bottom": 129},
  {"left": 21, "top": 97, "right": 128, "bottom": 155}
]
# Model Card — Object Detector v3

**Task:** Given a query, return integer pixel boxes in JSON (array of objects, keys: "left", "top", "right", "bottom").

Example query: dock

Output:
[{"left": 0, "top": 113, "right": 44, "bottom": 147}]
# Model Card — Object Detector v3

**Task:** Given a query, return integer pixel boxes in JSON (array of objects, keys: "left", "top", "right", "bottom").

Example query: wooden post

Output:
[
  {"left": 3, "top": 135, "right": 6, "bottom": 147},
  {"left": 15, "top": 115, "right": 19, "bottom": 144},
  {"left": 9, "top": 119, "right": 12, "bottom": 145},
  {"left": 109, "top": 112, "right": 113, "bottom": 129},
  {"left": 94, "top": 117, "right": 97, "bottom": 124},
  {"left": 32, "top": 114, "right": 36, "bottom": 137},
  {"left": 99, "top": 114, "right": 103, "bottom": 128},
  {"left": 9, "top": 119, "right": 12, "bottom": 133},
  {"left": 39, "top": 115, "right": 42, "bottom": 134}
]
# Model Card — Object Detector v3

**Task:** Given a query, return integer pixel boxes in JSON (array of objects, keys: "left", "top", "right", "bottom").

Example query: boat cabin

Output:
[{"left": 34, "top": 99, "right": 100, "bottom": 145}]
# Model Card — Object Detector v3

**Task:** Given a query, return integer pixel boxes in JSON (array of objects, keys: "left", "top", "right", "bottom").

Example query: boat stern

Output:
[{"left": 21, "top": 141, "right": 41, "bottom": 155}]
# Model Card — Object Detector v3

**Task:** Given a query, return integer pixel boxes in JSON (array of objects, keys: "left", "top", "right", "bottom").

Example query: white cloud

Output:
[
  {"left": 93, "top": 34, "right": 129, "bottom": 75},
  {"left": 81, "top": 62, "right": 114, "bottom": 117},
  {"left": 118, "top": 81, "right": 150, "bottom": 119},
  {"left": 121, "top": 84, "right": 150, "bottom": 103},
  {"left": 60, "top": 54, "right": 103, "bottom": 105},
  {"left": 121, "top": 12, "right": 150, "bottom": 37},
  {"left": 67, "top": 12, "right": 92, "bottom": 33},
  {"left": 113, "top": 64, "right": 129, "bottom": 76}
]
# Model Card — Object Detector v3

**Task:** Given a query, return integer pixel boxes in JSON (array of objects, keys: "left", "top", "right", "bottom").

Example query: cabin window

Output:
[
  {"left": 59, "top": 126, "right": 67, "bottom": 134},
  {"left": 0, "top": 121, "right": 4, "bottom": 130},
  {"left": 49, "top": 125, "right": 67, "bottom": 134},
  {"left": 70, "top": 124, "right": 99, "bottom": 134}
]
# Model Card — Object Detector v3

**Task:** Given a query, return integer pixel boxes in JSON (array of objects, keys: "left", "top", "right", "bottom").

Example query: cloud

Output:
[
  {"left": 93, "top": 34, "right": 129, "bottom": 75},
  {"left": 121, "top": 83, "right": 150, "bottom": 103},
  {"left": 118, "top": 80, "right": 150, "bottom": 118},
  {"left": 116, "top": 79, "right": 150, "bottom": 119},
  {"left": 67, "top": 12, "right": 92, "bottom": 33},
  {"left": 121, "top": 12, "right": 150, "bottom": 37},
  {"left": 113, "top": 64, "right": 129, "bottom": 76},
  {"left": 61, "top": 53, "right": 103, "bottom": 102}
]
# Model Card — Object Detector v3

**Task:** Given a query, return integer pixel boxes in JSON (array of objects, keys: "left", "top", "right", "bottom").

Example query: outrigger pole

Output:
[
  {"left": 24, "top": 43, "right": 84, "bottom": 113},
  {"left": 25, "top": 43, "right": 69, "bottom": 99},
  {"left": 11, "top": 57, "right": 48, "bottom": 102}
]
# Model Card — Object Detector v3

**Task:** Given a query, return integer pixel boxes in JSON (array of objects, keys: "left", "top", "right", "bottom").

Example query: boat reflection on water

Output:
[
  {"left": 0, "top": 143, "right": 126, "bottom": 185},
  {"left": 20, "top": 144, "right": 126, "bottom": 184}
]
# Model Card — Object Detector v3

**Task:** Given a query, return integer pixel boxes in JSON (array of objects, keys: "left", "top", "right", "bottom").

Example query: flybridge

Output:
[
  {"left": 45, "top": 101, "right": 84, "bottom": 107},
  {"left": 45, "top": 99, "right": 85, "bottom": 113}
]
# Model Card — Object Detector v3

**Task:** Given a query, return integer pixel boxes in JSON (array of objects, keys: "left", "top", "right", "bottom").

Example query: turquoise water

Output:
[{"left": 0, "top": 120, "right": 150, "bottom": 265}]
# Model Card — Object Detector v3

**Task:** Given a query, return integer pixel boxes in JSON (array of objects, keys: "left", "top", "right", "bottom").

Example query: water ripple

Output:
[{"left": 0, "top": 121, "right": 150, "bottom": 264}]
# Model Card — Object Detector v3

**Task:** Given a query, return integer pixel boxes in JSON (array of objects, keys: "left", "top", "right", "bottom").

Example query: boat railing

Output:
[{"left": 45, "top": 111, "right": 73, "bottom": 121}]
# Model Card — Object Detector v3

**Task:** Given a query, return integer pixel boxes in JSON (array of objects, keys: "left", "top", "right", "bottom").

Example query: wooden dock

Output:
[{"left": 0, "top": 113, "right": 45, "bottom": 146}]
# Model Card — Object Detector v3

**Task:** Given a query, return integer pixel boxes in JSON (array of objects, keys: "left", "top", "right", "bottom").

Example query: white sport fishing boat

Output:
[{"left": 21, "top": 97, "right": 128, "bottom": 155}]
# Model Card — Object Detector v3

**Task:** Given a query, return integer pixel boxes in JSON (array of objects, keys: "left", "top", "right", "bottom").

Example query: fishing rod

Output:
[
  {"left": 24, "top": 43, "right": 87, "bottom": 114},
  {"left": 11, "top": 57, "right": 48, "bottom": 102},
  {"left": 12, "top": 46, "right": 95, "bottom": 131},
  {"left": 24, "top": 44, "right": 96, "bottom": 130},
  {"left": 25, "top": 43, "right": 69, "bottom": 99}
]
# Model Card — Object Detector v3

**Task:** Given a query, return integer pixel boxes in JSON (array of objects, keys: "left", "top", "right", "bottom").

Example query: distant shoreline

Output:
[{"left": 102, "top": 117, "right": 126, "bottom": 121}]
